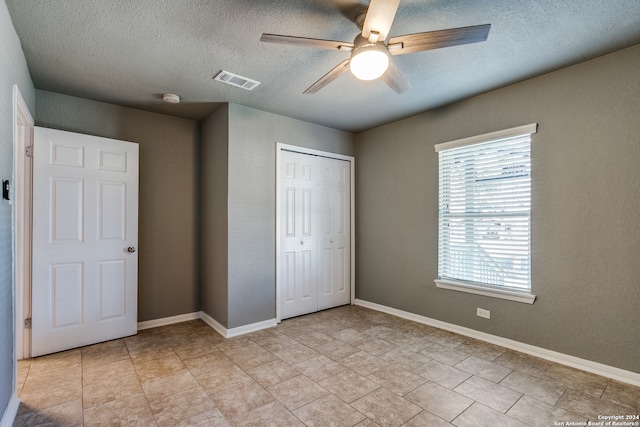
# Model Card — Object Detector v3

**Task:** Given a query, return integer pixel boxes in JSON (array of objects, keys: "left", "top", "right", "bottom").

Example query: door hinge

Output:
[
  {"left": 24, "top": 318, "right": 32, "bottom": 329},
  {"left": 25, "top": 146, "right": 33, "bottom": 157}
]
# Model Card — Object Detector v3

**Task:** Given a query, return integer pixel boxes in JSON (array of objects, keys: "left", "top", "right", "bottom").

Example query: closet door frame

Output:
[{"left": 275, "top": 143, "right": 355, "bottom": 323}]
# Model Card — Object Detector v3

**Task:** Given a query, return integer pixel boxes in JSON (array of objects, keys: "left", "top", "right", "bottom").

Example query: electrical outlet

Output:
[{"left": 477, "top": 307, "right": 491, "bottom": 319}]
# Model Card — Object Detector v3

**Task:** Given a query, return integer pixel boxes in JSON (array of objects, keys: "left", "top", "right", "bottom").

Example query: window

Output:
[{"left": 434, "top": 124, "right": 537, "bottom": 304}]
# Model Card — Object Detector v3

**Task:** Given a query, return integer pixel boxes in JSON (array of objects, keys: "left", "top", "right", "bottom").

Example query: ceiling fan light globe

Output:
[{"left": 350, "top": 48, "right": 389, "bottom": 80}]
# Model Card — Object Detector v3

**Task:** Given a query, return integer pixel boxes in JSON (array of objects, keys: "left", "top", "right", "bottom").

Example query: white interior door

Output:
[
  {"left": 278, "top": 148, "right": 352, "bottom": 320},
  {"left": 31, "top": 127, "right": 139, "bottom": 356}
]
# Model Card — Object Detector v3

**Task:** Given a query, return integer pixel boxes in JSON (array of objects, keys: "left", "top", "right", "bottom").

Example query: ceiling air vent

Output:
[{"left": 214, "top": 70, "right": 260, "bottom": 91}]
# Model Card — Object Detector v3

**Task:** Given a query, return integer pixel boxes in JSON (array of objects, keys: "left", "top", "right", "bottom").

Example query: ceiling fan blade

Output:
[
  {"left": 304, "top": 59, "right": 351, "bottom": 94},
  {"left": 381, "top": 58, "right": 410, "bottom": 93},
  {"left": 362, "top": 0, "right": 401, "bottom": 41},
  {"left": 387, "top": 24, "right": 491, "bottom": 55},
  {"left": 260, "top": 34, "right": 353, "bottom": 51}
]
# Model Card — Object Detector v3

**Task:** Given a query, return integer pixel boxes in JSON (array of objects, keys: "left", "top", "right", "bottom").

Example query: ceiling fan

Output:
[{"left": 260, "top": 0, "right": 490, "bottom": 94}]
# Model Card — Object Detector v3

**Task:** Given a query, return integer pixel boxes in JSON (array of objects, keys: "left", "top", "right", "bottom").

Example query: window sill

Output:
[{"left": 434, "top": 279, "right": 536, "bottom": 304}]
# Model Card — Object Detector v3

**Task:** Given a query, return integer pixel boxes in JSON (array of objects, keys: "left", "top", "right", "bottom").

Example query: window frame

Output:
[{"left": 434, "top": 123, "right": 537, "bottom": 304}]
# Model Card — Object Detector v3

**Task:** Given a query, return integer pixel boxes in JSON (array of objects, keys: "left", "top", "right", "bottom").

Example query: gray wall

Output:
[
  {"left": 35, "top": 90, "right": 200, "bottom": 322},
  {"left": 356, "top": 45, "right": 640, "bottom": 373},
  {"left": 200, "top": 105, "right": 229, "bottom": 326},
  {"left": 0, "top": 0, "right": 34, "bottom": 417},
  {"left": 200, "top": 103, "right": 356, "bottom": 329}
]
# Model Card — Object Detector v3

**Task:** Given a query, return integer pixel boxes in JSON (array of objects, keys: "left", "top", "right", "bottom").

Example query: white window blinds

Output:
[{"left": 435, "top": 124, "right": 536, "bottom": 295}]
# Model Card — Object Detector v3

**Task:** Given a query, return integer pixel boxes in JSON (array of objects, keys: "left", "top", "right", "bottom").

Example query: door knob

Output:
[{"left": 127, "top": 246, "right": 136, "bottom": 253}]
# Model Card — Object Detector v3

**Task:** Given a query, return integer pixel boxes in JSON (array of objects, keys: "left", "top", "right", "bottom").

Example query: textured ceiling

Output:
[{"left": 6, "top": 0, "right": 640, "bottom": 133}]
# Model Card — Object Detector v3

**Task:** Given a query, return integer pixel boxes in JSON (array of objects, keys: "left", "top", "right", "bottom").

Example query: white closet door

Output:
[
  {"left": 31, "top": 127, "right": 139, "bottom": 356},
  {"left": 317, "top": 156, "right": 351, "bottom": 310},
  {"left": 279, "top": 150, "right": 319, "bottom": 319},
  {"left": 278, "top": 149, "right": 351, "bottom": 320}
]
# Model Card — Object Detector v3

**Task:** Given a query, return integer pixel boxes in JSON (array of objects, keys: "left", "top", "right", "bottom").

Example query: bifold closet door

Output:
[
  {"left": 280, "top": 150, "right": 319, "bottom": 319},
  {"left": 317, "top": 156, "right": 351, "bottom": 311},
  {"left": 279, "top": 149, "right": 350, "bottom": 320}
]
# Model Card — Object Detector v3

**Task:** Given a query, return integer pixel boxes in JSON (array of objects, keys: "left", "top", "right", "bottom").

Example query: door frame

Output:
[
  {"left": 275, "top": 143, "right": 355, "bottom": 323},
  {"left": 12, "top": 84, "right": 34, "bottom": 363}
]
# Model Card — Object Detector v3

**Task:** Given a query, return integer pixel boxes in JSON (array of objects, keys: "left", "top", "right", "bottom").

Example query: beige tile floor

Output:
[{"left": 14, "top": 305, "right": 640, "bottom": 426}]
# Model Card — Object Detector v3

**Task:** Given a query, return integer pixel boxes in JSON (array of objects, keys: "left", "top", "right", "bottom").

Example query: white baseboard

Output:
[
  {"left": 137, "top": 312, "right": 201, "bottom": 331},
  {"left": 199, "top": 311, "right": 277, "bottom": 338},
  {"left": 141, "top": 311, "right": 277, "bottom": 339},
  {"left": 199, "top": 311, "right": 228, "bottom": 337},
  {"left": 355, "top": 299, "right": 640, "bottom": 387},
  {"left": 1, "top": 394, "right": 20, "bottom": 427},
  {"left": 226, "top": 318, "right": 278, "bottom": 338}
]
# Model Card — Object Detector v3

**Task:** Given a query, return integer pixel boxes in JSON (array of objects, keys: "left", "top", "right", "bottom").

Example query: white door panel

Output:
[
  {"left": 32, "top": 127, "right": 139, "bottom": 356},
  {"left": 280, "top": 152, "right": 318, "bottom": 319},
  {"left": 318, "top": 157, "right": 351, "bottom": 310}
]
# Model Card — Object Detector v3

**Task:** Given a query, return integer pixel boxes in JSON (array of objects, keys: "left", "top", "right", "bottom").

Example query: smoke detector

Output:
[{"left": 163, "top": 93, "right": 181, "bottom": 104}]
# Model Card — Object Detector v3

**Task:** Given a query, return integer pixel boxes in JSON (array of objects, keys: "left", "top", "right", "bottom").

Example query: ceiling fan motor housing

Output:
[{"left": 354, "top": 10, "right": 368, "bottom": 30}]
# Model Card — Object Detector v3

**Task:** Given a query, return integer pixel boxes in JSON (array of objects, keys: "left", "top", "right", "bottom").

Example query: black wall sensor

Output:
[{"left": 2, "top": 180, "right": 10, "bottom": 201}]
